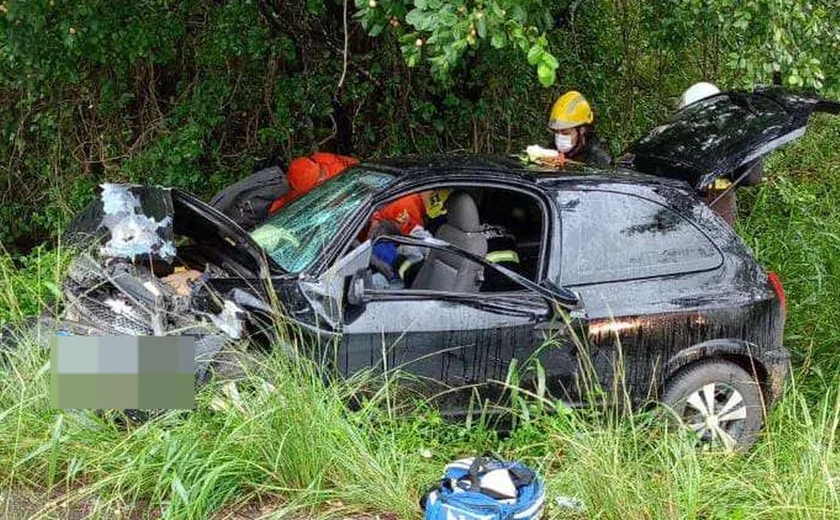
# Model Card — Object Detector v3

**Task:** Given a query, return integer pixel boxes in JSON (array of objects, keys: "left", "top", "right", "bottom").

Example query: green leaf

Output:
[
  {"left": 476, "top": 16, "right": 487, "bottom": 39},
  {"left": 537, "top": 62, "right": 555, "bottom": 87},
  {"left": 733, "top": 18, "right": 748, "bottom": 30},
  {"left": 438, "top": 9, "right": 458, "bottom": 26},
  {"left": 405, "top": 8, "right": 430, "bottom": 30},
  {"left": 490, "top": 1, "right": 504, "bottom": 17},
  {"left": 491, "top": 31, "right": 506, "bottom": 49},
  {"left": 527, "top": 44, "right": 543, "bottom": 65},
  {"left": 369, "top": 23, "right": 385, "bottom": 37}
]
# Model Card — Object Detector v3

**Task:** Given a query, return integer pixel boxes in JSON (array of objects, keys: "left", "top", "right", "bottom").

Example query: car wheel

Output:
[{"left": 662, "top": 360, "right": 764, "bottom": 450}]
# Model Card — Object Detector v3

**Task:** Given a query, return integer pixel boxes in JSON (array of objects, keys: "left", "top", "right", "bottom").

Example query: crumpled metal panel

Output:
[
  {"left": 99, "top": 184, "right": 177, "bottom": 261},
  {"left": 61, "top": 252, "right": 255, "bottom": 383}
]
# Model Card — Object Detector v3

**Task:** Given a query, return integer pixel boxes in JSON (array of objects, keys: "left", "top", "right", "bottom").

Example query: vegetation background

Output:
[{"left": 1, "top": 0, "right": 840, "bottom": 518}]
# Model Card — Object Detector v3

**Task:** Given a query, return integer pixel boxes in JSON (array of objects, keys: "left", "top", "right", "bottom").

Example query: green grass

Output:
[
  {"left": 2, "top": 117, "right": 840, "bottom": 518},
  {"left": 738, "top": 114, "right": 840, "bottom": 392},
  {"left": 0, "top": 245, "right": 67, "bottom": 327}
]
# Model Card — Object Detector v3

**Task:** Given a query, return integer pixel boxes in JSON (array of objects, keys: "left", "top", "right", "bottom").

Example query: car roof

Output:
[{"left": 360, "top": 153, "right": 695, "bottom": 197}]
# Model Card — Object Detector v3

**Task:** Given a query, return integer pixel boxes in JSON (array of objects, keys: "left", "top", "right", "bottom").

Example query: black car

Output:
[{"left": 60, "top": 87, "right": 838, "bottom": 449}]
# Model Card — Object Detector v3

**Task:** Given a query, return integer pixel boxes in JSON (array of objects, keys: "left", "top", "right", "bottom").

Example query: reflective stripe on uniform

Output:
[
  {"left": 486, "top": 250, "right": 520, "bottom": 264},
  {"left": 398, "top": 259, "right": 416, "bottom": 280}
]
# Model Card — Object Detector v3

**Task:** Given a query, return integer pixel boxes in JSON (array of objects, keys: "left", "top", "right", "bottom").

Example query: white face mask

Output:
[{"left": 554, "top": 132, "right": 575, "bottom": 152}]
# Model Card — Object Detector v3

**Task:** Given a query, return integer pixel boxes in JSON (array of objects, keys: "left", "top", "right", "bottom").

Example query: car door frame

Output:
[
  {"left": 554, "top": 184, "right": 733, "bottom": 403},
  {"left": 336, "top": 236, "right": 577, "bottom": 413},
  {"left": 314, "top": 170, "right": 562, "bottom": 285},
  {"left": 298, "top": 173, "right": 586, "bottom": 411}
]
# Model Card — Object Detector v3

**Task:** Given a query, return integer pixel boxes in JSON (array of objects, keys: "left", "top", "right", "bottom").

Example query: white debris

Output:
[
  {"left": 101, "top": 183, "right": 140, "bottom": 214},
  {"left": 208, "top": 300, "right": 246, "bottom": 339},
  {"left": 555, "top": 495, "right": 585, "bottom": 512},
  {"left": 104, "top": 298, "right": 134, "bottom": 316},
  {"left": 99, "top": 184, "right": 176, "bottom": 261},
  {"left": 143, "top": 280, "right": 162, "bottom": 297},
  {"left": 526, "top": 144, "right": 559, "bottom": 162}
]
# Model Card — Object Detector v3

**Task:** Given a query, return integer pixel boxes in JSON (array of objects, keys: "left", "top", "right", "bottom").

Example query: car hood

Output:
[
  {"left": 622, "top": 87, "right": 840, "bottom": 190},
  {"left": 65, "top": 184, "right": 283, "bottom": 275}
]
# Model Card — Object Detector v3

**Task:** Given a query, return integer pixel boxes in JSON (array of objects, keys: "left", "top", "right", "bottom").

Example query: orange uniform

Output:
[
  {"left": 268, "top": 153, "right": 359, "bottom": 215},
  {"left": 372, "top": 193, "right": 426, "bottom": 235}
]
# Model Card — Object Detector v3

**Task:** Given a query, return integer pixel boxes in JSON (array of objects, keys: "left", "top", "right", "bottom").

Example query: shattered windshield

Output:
[{"left": 251, "top": 168, "right": 394, "bottom": 273}]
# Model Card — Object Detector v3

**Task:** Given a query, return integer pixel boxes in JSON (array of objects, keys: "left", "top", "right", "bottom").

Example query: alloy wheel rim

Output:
[{"left": 683, "top": 382, "right": 747, "bottom": 450}]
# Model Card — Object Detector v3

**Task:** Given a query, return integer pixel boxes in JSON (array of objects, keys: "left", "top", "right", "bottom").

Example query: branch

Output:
[{"left": 337, "top": 0, "right": 350, "bottom": 90}]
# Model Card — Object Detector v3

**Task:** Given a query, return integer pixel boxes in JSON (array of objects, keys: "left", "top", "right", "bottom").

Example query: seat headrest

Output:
[{"left": 446, "top": 192, "right": 481, "bottom": 232}]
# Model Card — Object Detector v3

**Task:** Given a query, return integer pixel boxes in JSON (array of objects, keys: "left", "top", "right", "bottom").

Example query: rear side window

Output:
[{"left": 558, "top": 190, "right": 722, "bottom": 285}]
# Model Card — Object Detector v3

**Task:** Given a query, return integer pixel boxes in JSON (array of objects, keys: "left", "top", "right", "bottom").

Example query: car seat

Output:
[{"left": 411, "top": 192, "right": 488, "bottom": 293}]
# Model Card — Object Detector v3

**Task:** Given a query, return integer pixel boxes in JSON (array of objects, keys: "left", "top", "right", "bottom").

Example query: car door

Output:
[
  {"left": 308, "top": 237, "right": 581, "bottom": 414},
  {"left": 622, "top": 87, "right": 840, "bottom": 190},
  {"left": 340, "top": 291, "right": 550, "bottom": 412}
]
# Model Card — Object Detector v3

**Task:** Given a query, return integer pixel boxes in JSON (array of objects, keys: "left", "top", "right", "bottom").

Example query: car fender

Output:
[
  {"left": 663, "top": 339, "right": 790, "bottom": 402},
  {"left": 664, "top": 338, "right": 765, "bottom": 382}
]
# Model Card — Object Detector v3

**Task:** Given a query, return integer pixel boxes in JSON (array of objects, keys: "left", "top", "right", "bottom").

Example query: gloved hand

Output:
[{"left": 526, "top": 145, "right": 566, "bottom": 167}]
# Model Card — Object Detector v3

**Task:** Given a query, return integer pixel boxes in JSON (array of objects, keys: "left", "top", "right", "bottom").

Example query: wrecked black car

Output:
[{"left": 59, "top": 87, "right": 838, "bottom": 449}]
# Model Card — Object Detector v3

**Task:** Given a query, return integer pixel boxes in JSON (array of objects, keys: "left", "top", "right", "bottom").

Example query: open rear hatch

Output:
[{"left": 622, "top": 87, "right": 840, "bottom": 191}]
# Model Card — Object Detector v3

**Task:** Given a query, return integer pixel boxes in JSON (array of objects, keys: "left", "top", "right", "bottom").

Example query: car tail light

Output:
[{"left": 768, "top": 271, "right": 786, "bottom": 312}]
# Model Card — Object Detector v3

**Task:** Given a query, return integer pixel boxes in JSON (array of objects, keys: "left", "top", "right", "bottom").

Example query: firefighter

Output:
[
  {"left": 268, "top": 152, "right": 359, "bottom": 215},
  {"left": 528, "top": 91, "right": 612, "bottom": 167},
  {"left": 677, "top": 81, "right": 721, "bottom": 109},
  {"left": 677, "top": 81, "right": 762, "bottom": 226}
]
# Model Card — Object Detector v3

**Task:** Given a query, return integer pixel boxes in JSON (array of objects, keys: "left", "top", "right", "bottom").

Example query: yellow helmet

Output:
[
  {"left": 423, "top": 189, "right": 451, "bottom": 219},
  {"left": 548, "top": 91, "right": 594, "bottom": 130}
]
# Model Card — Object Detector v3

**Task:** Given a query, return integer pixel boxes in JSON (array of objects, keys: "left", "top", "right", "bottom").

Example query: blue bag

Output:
[{"left": 421, "top": 454, "right": 545, "bottom": 520}]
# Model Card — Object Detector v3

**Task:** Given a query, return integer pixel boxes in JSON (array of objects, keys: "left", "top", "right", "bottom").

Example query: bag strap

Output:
[
  {"left": 466, "top": 452, "right": 506, "bottom": 491},
  {"left": 508, "top": 465, "right": 535, "bottom": 487},
  {"left": 420, "top": 478, "right": 451, "bottom": 511},
  {"left": 467, "top": 456, "right": 488, "bottom": 491}
]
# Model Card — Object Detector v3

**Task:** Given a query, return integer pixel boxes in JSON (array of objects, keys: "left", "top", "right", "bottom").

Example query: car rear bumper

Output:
[{"left": 762, "top": 348, "right": 791, "bottom": 404}]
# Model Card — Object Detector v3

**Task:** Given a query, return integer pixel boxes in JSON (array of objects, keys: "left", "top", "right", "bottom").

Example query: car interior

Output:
[{"left": 362, "top": 186, "right": 544, "bottom": 293}]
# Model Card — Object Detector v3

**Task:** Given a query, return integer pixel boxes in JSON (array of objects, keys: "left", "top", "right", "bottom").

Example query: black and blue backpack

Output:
[{"left": 421, "top": 454, "right": 545, "bottom": 520}]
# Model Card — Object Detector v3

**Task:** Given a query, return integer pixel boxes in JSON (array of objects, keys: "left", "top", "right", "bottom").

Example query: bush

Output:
[{"left": 2, "top": 0, "right": 838, "bottom": 252}]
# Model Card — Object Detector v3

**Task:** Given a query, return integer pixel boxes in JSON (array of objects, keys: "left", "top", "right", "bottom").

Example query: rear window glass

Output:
[{"left": 558, "top": 190, "right": 722, "bottom": 285}]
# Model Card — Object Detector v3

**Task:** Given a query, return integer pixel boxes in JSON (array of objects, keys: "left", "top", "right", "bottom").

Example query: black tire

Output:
[{"left": 662, "top": 360, "right": 764, "bottom": 450}]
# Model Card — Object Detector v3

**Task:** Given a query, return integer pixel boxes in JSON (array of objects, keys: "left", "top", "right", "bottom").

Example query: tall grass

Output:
[
  {"left": 0, "top": 245, "right": 67, "bottom": 327},
  {"left": 3, "top": 331, "right": 840, "bottom": 519},
  {"left": 738, "top": 114, "right": 840, "bottom": 393},
  {"left": 1, "top": 117, "right": 840, "bottom": 518},
  {"left": 0, "top": 332, "right": 439, "bottom": 518}
]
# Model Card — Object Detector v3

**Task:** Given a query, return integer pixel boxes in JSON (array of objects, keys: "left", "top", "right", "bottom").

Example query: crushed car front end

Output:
[{"left": 60, "top": 184, "right": 283, "bottom": 381}]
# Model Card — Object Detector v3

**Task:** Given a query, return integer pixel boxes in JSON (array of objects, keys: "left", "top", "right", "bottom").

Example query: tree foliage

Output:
[
  {"left": 648, "top": 0, "right": 838, "bottom": 90},
  {"left": 0, "top": 0, "right": 838, "bottom": 252},
  {"left": 355, "top": 0, "right": 560, "bottom": 86}
]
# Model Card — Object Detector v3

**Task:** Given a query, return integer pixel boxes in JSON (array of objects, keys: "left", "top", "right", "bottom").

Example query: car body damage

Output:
[
  {"left": 61, "top": 167, "right": 788, "bottom": 413},
  {"left": 58, "top": 88, "right": 834, "bottom": 442},
  {"left": 99, "top": 184, "right": 177, "bottom": 261},
  {"left": 61, "top": 184, "right": 282, "bottom": 381}
]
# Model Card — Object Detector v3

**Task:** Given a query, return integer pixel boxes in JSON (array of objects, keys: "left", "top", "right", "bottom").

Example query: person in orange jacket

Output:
[
  {"left": 268, "top": 152, "right": 359, "bottom": 215},
  {"left": 371, "top": 193, "right": 427, "bottom": 235}
]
